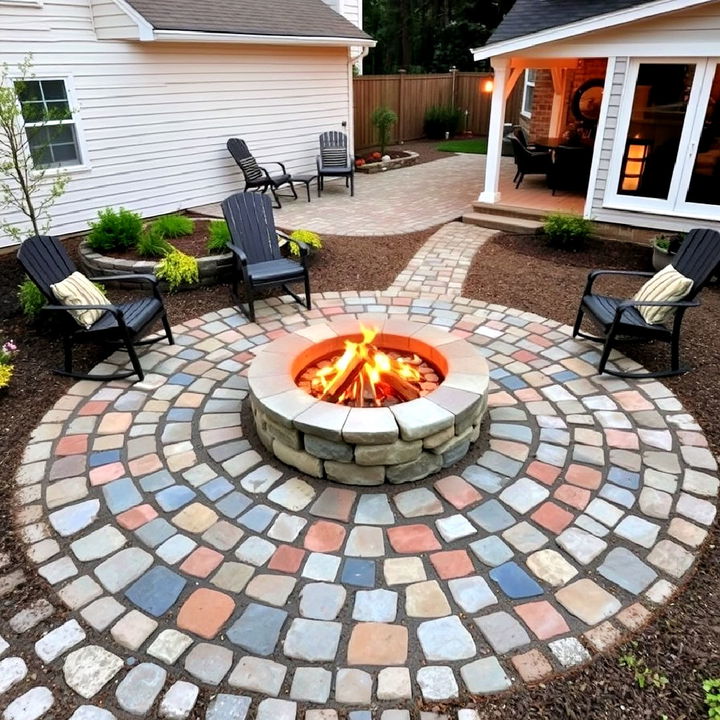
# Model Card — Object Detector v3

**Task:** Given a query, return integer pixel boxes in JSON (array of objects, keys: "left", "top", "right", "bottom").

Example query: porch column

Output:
[{"left": 479, "top": 56, "right": 509, "bottom": 204}]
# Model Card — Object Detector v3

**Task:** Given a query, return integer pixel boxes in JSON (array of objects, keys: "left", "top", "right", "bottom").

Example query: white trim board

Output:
[
  {"left": 471, "top": 0, "right": 714, "bottom": 60},
  {"left": 152, "top": 30, "right": 376, "bottom": 47}
]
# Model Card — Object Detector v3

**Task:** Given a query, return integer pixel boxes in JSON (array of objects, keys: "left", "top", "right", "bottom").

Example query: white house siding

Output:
[
  {"left": 0, "top": 0, "right": 353, "bottom": 246},
  {"left": 90, "top": 0, "right": 143, "bottom": 40}
]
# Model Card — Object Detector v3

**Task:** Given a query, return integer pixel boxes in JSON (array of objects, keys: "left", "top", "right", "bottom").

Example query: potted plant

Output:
[{"left": 651, "top": 233, "right": 685, "bottom": 271}]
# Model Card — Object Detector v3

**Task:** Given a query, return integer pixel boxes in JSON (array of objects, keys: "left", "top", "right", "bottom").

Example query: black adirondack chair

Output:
[
  {"left": 221, "top": 193, "right": 311, "bottom": 322},
  {"left": 227, "top": 138, "right": 297, "bottom": 209},
  {"left": 509, "top": 136, "right": 553, "bottom": 188},
  {"left": 573, "top": 227, "right": 720, "bottom": 378},
  {"left": 17, "top": 235, "right": 173, "bottom": 381},
  {"left": 317, "top": 131, "right": 354, "bottom": 197}
]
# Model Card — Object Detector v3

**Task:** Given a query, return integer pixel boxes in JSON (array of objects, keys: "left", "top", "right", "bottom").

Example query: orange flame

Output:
[{"left": 310, "top": 325, "right": 422, "bottom": 407}]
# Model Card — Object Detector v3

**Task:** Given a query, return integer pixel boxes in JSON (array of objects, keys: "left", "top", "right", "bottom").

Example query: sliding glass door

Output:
[{"left": 606, "top": 58, "right": 720, "bottom": 219}]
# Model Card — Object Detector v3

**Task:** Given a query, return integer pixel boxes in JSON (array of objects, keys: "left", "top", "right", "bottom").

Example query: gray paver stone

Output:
[
  {"left": 227, "top": 604, "right": 287, "bottom": 655},
  {"left": 256, "top": 698, "right": 297, "bottom": 720},
  {"left": 352, "top": 588, "right": 398, "bottom": 622},
  {"left": 447, "top": 576, "right": 498, "bottom": 613},
  {"left": 469, "top": 536, "right": 514, "bottom": 566},
  {"left": 299, "top": 583, "right": 347, "bottom": 620},
  {"left": 474, "top": 611, "right": 530, "bottom": 654},
  {"left": 460, "top": 657, "right": 511, "bottom": 694},
  {"left": 147, "top": 630, "right": 193, "bottom": 664},
  {"left": 0, "top": 656, "right": 27, "bottom": 694},
  {"left": 377, "top": 667, "right": 412, "bottom": 700},
  {"left": 556, "top": 527, "right": 607, "bottom": 565},
  {"left": 335, "top": 668, "right": 372, "bottom": 704},
  {"left": 35, "top": 619, "right": 86, "bottom": 662},
  {"left": 94, "top": 548, "right": 153, "bottom": 592},
  {"left": 183, "top": 644, "right": 233, "bottom": 685},
  {"left": 418, "top": 616, "right": 476, "bottom": 660},
  {"left": 2, "top": 686, "right": 53, "bottom": 720},
  {"left": 229, "top": 656, "right": 286, "bottom": 696},
  {"left": 417, "top": 666, "right": 459, "bottom": 701},
  {"left": 159, "top": 681, "right": 199, "bottom": 720},
  {"left": 548, "top": 637, "right": 591, "bottom": 668},
  {"left": 115, "top": 663, "right": 167, "bottom": 716},
  {"left": 283, "top": 619, "right": 341, "bottom": 662},
  {"left": 63, "top": 645, "right": 124, "bottom": 699},
  {"left": 614, "top": 516, "right": 661, "bottom": 548},
  {"left": 289, "top": 667, "right": 332, "bottom": 703},
  {"left": 9, "top": 600, "right": 54, "bottom": 633},
  {"left": 68, "top": 707, "right": 117, "bottom": 720},
  {"left": 205, "top": 694, "right": 251, "bottom": 720}
]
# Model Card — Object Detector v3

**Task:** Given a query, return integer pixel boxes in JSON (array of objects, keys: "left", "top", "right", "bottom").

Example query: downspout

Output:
[{"left": 347, "top": 47, "right": 370, "bottom": 157}]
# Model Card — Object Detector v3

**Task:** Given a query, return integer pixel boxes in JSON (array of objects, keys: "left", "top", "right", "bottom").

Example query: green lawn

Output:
[{"left": 436, "top": 138, "right": 488, "bottom": 154}]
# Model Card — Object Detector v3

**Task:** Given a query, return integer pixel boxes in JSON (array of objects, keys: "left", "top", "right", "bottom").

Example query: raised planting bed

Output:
[
  {"left": 78, "top": 218, "right": 232, "bottom": 290},
  {"left": 354, "top": 150, "right": 419, "bottom": 174}
]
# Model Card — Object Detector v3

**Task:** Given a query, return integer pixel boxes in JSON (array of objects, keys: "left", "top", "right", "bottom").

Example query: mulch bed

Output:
[
  {"left": 111, "top": 219, "right": 217, "bottom": 261},
  {"left": 463, "top": 232, "right": 720, "bottom": 720}
]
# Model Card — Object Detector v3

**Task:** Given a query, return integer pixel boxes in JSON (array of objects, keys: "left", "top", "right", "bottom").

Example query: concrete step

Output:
[
  {"left": 462, "top": 211, "right": 543, "bottom": 235},
  {"left": 471, "top": 202, "right": 548, "bottom": 221}
]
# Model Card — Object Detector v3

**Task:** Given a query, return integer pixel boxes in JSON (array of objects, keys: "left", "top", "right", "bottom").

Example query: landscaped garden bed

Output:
[{"left": 354, "top": 149, "right": 419, "bottom": 173}]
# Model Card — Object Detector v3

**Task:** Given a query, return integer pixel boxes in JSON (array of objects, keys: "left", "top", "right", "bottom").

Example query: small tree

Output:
[
  {"left": 370, "top": 105, "right": 398, "bottom": 156},
  {"left": 0, "top": 56, "right": 69, "bottom": 243}
]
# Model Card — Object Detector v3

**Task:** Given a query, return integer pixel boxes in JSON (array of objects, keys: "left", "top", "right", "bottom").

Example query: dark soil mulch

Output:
[
  {"left": 355, "top": 149, "right": 412, "bottom": 165},
  {"left": 386, "top": 138, "right": 455, "bottom": 166},
  {"left": 463, "top": 232, "right": 720, "bottom": 720}
]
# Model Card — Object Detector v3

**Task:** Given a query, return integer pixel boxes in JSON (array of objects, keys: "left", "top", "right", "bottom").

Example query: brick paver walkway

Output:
[{"left": 1, "top": 226, "right": 717, "bottom": 720}]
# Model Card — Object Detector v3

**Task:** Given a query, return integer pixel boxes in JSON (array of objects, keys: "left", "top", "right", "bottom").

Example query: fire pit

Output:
[{"left": 248, "top": 318, "right": 489, "bottom": 485}]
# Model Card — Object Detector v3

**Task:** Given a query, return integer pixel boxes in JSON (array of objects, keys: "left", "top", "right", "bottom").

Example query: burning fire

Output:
[{"left": 310, "top": 326, "right": 423, "bottom": 407}]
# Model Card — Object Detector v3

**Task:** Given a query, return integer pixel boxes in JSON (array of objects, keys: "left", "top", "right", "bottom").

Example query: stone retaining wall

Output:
[
  {"left": 248, "top": 318, "right": 490, "bottom": 485},
  {"left": 356, "top": 151, "right": 419, "bottom": 174},
  {"left": 78, "top": 241, "right": 232, "bottom": 290}
]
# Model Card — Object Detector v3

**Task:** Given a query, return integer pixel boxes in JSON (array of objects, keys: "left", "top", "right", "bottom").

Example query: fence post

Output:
[{"left": 397, "top": 70, "right": 406, "bottom": 144}]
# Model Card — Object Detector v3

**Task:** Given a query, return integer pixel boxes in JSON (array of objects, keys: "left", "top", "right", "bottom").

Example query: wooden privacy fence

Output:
[{"left": 353, "top": 71, "right": 523, "bottom": 151}]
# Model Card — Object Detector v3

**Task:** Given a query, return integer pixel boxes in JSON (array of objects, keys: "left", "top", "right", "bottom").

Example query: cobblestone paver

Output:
[{"left": 2, "top": 224, "right": 718, "bottom": 719}]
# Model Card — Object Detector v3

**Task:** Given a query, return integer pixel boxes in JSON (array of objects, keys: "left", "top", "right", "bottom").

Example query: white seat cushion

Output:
[
  {"left": 51, "top": 272, "right": 111, "bottom": 329},
  {"left": 633, "top": 264, "right": 694, "bottom": 325}
]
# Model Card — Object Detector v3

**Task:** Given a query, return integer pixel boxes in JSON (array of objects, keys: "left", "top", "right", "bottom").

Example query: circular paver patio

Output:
[{"left": 11, "top": 287, "right": 718, "bottom": 718}]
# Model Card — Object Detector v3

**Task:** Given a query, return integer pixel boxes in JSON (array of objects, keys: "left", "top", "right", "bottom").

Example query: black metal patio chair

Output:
[
  {"left": 509, "top": 136, "right": 553, "bottom": 188},
  {"left": 17, "top": 235, "right": 173, "bottom": 381},
  {"left": 573, "top": 227, "right": 720, "bottom": 378},
  {"left": 227, "top": 138, "right": 297, "bottom": 209},
  {"left": 317, "top": 131, "right": 354, "bottom": 197},
  {"left": 221, "top": 192, "right": 311, "bottom": 322}
]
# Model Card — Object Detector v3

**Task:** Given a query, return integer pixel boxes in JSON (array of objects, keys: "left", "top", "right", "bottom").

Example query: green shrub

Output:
[
  {"left": 289, "top": 229, "right": 322, "bottom": 257},
  {"left": 17, "top": 277, "right": 45, "bottom": 319},
  {"left": 207, "top": 220, "right": 231, "bottom": 254},
  {"left": 156, "top": 248, "right": 199, "bottom": 291},
  {"left": 423, "top": 105, "right": 462, "bottom": 139},
  {"left": 136, "top": 227, "right": 173, "bottom": 259},
  {"left": 370, "top": 106, "right": 398, "bottom": 156},
  {"left": 543, "top": 212, "right": 594, "bottom": 250},
  {"left": 87, "top": 207, "right": 143, "bottom": 252},
  {"left": 150, "top": 214, "right": 194, "bottom": 239},
  {"left": 704, "top": 679, "right": 720, "bottom": 718},
  {"left": 652, "top": 233, "right": 685, "bottom": 254}
]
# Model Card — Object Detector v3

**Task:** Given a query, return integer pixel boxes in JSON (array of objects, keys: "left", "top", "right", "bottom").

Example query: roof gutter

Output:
[
  {"left": 151, "top": 29, "right": 376, "bottom": 47},
  {"left": 470, "top": 0, "right": 712, "bottom": 59}
]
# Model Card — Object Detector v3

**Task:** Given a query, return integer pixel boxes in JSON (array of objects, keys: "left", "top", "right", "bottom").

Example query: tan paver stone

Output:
[
  {"left": 406, "top": 580, "right": 451, "bottom": 618},
  {"left": 172, "top": 503, "right": 218, "bottom": 533},
  {"left": 383, "top": 557, "right": 427, "bottom": 586},
  {"left": 511, "top": 649, "right": 553, "bottom": 683},
  {"left": 583, "top": 621, "right": 623, "bottom": 652},
  {"left": 347, "top": 623, "right": 408, "bottom": 665},
  {"left": 526, "top": 550, "right": 578, "bottom": 587},
  {"left": 245, "top": 574, "right": 297, "bottom": 606},
  {"left": 556, "top": 579, "right": 621, "bottom": 625},
  {"left": 616, "top": 603, "right": 652, "bottom": 630}
]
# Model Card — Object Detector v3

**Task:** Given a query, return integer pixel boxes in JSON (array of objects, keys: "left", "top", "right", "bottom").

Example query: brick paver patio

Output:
[
  {"left": 192, "top": 154, "right": 584, "bottom": 236},
  {"left": 1, "top": 225, "right": 717, "bottom": 719}
]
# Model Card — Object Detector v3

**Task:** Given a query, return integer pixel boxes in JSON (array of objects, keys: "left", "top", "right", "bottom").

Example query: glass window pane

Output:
[
  {"left": 45, "top": 100, "right": 71, "bottom": 121},
  {"left": 618, "top": 63, "right": 695, "bottom": 199},
  {"left": 40, "top": 79, "right": 67, "bottom": 101},
  {"left": 50, "top": 142, "right": 79, "bottom": 164},
  {"left": 685, "top": 64, "right": 720, "bottom": 206},
  {"left": 48, "top": 124, "right": 75, "bottom": 144},
  {"left": 15, "top": 80, "right": 41, "bottom": 102},
  {"left": 20, "top": 100, "right": 46, "bottom": 123},
  {"left": 30, "top": 143, "right": 52, "bottom": 167},
  {"left": 26, "top": 125, "right": 51, "bottom": 148}
]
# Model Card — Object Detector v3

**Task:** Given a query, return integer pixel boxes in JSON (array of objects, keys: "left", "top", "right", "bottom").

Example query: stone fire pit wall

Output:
[{"left": 248, "top": 318, "right": 489, "bottom": 485}]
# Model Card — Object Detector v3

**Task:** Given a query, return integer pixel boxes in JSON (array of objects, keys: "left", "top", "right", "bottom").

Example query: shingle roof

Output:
[
  {"left": 488, "top": 0, "right": 652, "bottom": 44},
  {"left": 124, "top": 0, "right": 372, "bottom": 41}
]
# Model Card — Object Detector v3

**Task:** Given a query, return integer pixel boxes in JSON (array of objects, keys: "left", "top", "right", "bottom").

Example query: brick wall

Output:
[{"left": 564, "top": 58, "right": 608, "bottom": 128}]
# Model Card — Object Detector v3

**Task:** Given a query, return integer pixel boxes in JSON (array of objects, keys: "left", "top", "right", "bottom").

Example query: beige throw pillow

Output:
[
  {"left": 633, "top": 265, "right": 694, "bottom": 325},
  {"left": 51, "top": 272, "right": 111, "bottom": 329}
]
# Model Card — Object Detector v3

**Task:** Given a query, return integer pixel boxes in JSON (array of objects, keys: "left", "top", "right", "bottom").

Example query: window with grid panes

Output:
[{"left": 15, "top": 78, "right": 81, "bottom": 168}]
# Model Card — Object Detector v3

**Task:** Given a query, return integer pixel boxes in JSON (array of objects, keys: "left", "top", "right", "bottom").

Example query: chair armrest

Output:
[
  {"left": 261, "top": 161, "right": 288, "bottom": 174},
  {"left": 228, "top": 244, "right": 248, "bottom": 265},
  {"left": 279, "top": 231, "right": 309, "bottom": 257},
  {"left": 44, "top": 303, "right": 125, "bottom": 321},
  {"left": 88, "top": 273, "right": 158, "bottom": 287},
  {"left": 584, "top": 269, "right": 655, "bottom": 294}
]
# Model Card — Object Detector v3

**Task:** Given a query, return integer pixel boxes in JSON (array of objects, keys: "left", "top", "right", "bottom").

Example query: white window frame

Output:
[
  {"left": 0, "top": 1, "right": 43, "bottom": 6},
  {"left": 14, "top": 74, "right": 91, "bottom": 175},
  {"left": 521, "top": 69, "right": 536, "bottom": 118},
  {"left": 603, "top": 57, "right": 718, "bottom": 219}
]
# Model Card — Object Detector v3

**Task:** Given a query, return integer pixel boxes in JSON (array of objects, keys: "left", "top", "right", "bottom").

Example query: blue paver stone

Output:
[
  {"left": 125, "top": 566, "right": 187, "bottom": 616},
  {"left": 341, "top": 559, "right": 376, "bottom": 588},
  {"left": 489, "top": 562, "right": 544, "bottom": 599},
  {"left": 227, "top": 603, "right": 288, "bottom": 655}
]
